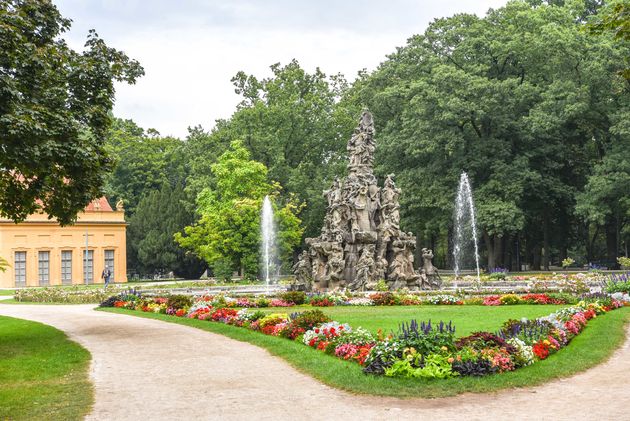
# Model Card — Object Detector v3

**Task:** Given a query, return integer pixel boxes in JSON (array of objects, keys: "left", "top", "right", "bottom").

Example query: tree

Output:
[
  {"left": 185, "top": 60, "right": 357, "bottom": 239},
  {"left": 104, "top": 118, "right": 188, "bottom": 215},
  {"left": 176, "top": 141, "right": 304, "bottom": 279},
  {"left": 127, "top": 183, "right": 206, "bottom": 279},
  {"left": 345, "top": 0, "right": 628, "bottom": 269},
  {"left": 0, "top": 0, "right": 144, "bottom": 225},
  {"left": 588, "top": 0, "right": 630, "bottom": 80},
  {"left": 0, "top": 256, "right": 8, "bottom": 272}
]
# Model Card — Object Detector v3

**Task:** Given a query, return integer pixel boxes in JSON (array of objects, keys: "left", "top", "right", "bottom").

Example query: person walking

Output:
[{"left": 102, "top": 267, "right": 112, "bottom": 288}]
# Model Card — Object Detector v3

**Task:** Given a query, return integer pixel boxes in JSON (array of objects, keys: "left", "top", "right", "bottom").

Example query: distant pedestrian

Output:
[{"left": 102, "top": 267, "right": 112, "bottom": 288}]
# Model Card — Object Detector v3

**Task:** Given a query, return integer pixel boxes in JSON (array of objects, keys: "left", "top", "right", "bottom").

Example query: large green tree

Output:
[
  {"left": 0, "top": 0, "right": 143, "bottom": 225},
  {"left": 176, "top": 141, "right": 304, "bottom": 279},
  {"left": 127, "top": 183, "right": 206, "bottom": 279},
  {"left": 588, "top": 0, "right": 630, "bottom": 80},
  {"left": 346, "top": 0, "right": 628, "bottom": 269},
  {"left": 104, "top": 118, "right": 188, "bottom": 215},
  {"left": 185, "top": 60, "right": 357, "bottom": 239}
]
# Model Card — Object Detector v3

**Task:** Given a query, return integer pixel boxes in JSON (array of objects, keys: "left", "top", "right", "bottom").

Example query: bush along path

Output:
[{"left": 102, "top": 292, "right": 629, "bottom": 382}]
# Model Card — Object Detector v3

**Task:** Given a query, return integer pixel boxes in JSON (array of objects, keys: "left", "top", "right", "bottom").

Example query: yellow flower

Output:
[{"left": 441, "top": 346, "right": 448, "bottom": 351}]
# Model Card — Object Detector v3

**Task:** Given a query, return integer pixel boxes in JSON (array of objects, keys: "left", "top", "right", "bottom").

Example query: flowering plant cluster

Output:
[
  {"left": 426, "top": 295, "right": 463, "bottom": 305},
  {"left": 101, "top": 291, "right": 625, "bottom": 381}
]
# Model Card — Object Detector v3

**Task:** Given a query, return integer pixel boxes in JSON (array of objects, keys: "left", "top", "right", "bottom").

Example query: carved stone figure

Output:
[
  {"left": 350, "top": 245, "right": 375, "bottom": 291},
  {"left": 418, "top": 248, "right": 442, "bottom": 289},
  {"left": 292, "top": 251, "right": 312, "bottom": 291},
  {"left": 326, "top": 242, "right": 345, "bottom": 289},
  {"left": 295, "top": 111, "right": 440, "bottom": 291},
  {"left": 115, "top": 199, "right": 124, "bottom": 211}
]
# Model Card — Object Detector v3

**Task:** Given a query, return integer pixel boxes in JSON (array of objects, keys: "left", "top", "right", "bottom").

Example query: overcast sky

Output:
[{"left": 55, "top": 0, "right": 508, "bottom": 138}]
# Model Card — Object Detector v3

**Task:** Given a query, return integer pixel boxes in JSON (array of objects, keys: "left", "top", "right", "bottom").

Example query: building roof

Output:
[{"left": 84, "top": 197, "right": 113, "bottom": 212}]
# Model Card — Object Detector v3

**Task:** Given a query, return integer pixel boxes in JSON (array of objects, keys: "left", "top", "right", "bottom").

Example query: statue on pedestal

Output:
[{"left": 295, "top": 111, "right": 441, "bottom": 292}]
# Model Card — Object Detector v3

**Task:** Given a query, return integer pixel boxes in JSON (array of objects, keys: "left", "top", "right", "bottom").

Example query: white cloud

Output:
[{"left": 55, "top": 0, "right": 508, "bottom": 138}]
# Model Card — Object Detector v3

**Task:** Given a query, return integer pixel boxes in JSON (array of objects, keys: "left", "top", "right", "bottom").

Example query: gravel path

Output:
[{"left": 1, "top": 304, "right": 628, "bottom": 421}]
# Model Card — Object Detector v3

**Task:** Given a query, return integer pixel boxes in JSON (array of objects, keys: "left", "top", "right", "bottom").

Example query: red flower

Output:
[{"left": 532, "top": 341, "right": 550, "bottom": 360}]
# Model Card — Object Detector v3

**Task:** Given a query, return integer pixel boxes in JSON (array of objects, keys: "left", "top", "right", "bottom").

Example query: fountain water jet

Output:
[
  {"left": 261, "top": 196, "right": 277, "bottom": 289},
  {"left": 452, "top": 172, "right": 481, "bottom": 281}
]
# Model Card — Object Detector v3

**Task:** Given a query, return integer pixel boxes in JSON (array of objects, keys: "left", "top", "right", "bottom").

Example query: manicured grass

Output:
[
  {"left": 0, "top": 316, "right": 93, "bottom": 420},
  {"left": 101, "top": 305, "right": 630, "bottom": 398},
  {"left": 0, "top": 290, "right": 15, "bottom": 296},
  {"left": 253, "top": 305, "right": 567, "bottom": 335}
]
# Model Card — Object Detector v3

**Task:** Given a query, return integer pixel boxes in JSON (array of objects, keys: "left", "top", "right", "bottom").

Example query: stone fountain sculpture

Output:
[{"left": 293, "top": 111, "right": 442, "bottom": 291}]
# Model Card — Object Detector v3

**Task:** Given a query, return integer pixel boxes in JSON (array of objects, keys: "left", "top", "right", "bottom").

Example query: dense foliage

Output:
[
  {"left": 175, "top": 141, "right": 304, "bottom": 278},
  {"left": 0, "top": 0, "right": 143, "bottom": 225},
  {"left": 348, "top": 0, "right": 629, "bottom": 269},
  {"left": 127, "top": 183, "right": 206, "bottom": 279},
  {"left": 98, "top": 0, "right": 629, "bottom": 275}
]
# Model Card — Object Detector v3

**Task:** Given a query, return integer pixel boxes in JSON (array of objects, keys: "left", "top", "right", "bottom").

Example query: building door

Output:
[
  {"left": 83, "top": 250, "right": 94, "bottom": 284},
  {"left": 38, "top": 251, "right": 50, "bottom": 286}
]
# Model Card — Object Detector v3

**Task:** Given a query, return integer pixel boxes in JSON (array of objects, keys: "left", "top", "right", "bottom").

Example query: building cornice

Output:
[{"left": 0, "top": 220, "right": 128, "bottom": 226}]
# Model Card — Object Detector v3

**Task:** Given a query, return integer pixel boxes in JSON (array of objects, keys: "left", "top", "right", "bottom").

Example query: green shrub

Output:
[
  {"left": 258, "top": 313, "right": 287, "bottom": 328},
  {"left": 256, "top": 297, "right": 270, "bottom": 307},
  {"left": 280, "top": 291, "right": 306, "bottom": 305},
  {"left": 465, "top": 297, "right": 484, "bottom": 305},
  {"left": 369, "top": 292, "right": 399, "bottom": 306},
  {"left": 375, "top": 279, "right": 389, "bottom": 292},
  {"left": 166, "top": 295, "right": 193, "bottom": 310},
  {"left": 547, "top": 292, "right": 578, "bottom": 304},
  {"left": 562, "top": 257, "right": 575, "bottom": 269},
  {"left": 499, "top": 294, "right": 522, "bottom": 305},
  {"left": 291, "top": 309, "right": 331, "bottom": 330}
]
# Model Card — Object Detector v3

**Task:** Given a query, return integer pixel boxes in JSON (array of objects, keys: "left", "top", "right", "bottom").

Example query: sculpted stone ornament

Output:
[
  {"left": 418, "top": 248, "right": 443, "bottom": 290},
  {"left": 295, "top": 110, "right": 442, "bottom": 291},
  {"left": 291, "top": 251, "right": 312, "bottom": 291},
  {"left": 351, "top": 245, "right": 376, "bottom": 291}
]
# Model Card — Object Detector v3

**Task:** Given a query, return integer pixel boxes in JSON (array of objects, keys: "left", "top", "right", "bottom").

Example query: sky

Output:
[{"left": 55, "top": 0, "right": 508, "bottom": 138}]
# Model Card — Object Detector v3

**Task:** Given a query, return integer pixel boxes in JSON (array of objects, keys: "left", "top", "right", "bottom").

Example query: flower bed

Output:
[
  {"left": 101, "top": 291, "right": 628, "bottom": 381},
  {"left": 164, "top": 292, "right": 574, "bottom": 309},
  {"left": 15, "top": 286, "right": 118, "bottom": 303}
]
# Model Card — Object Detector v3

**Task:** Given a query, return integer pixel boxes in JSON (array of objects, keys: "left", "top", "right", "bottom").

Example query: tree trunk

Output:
[
  {"left": 587, "top": 224, "right": 599, "bottom": 263},
  {"left": 543, "top": 212, "right": 550, "bottom": 270},
  {"left": 515, "top": 233, "right": 521, "bottom": 272},
  {"left": 484, "top": 232, "right": 495, "bottom": 270},
  {"left": 494, "top": 235, "right": 504, "bottom": 269},
  {"left": 532, "top": 244, "right": 542, "bottom": 271},
  {"left": 605, "top": 219, "right": 618, "bottom": 268}
]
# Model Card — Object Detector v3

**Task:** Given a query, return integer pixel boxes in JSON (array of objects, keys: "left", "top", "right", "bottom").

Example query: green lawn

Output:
[
  {"left": 101, "top": 305, "right": 630, "bottom": 398},
  {"left": 254, "top": 304, "right": 567, "bottom": 335},
  {"left": 0, "top": 316, "right": 93, "bottom": 420}
]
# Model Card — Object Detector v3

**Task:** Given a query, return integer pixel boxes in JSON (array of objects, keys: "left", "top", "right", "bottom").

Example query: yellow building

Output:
[{"left": 0, "top": 197, "right": 127, "bottom": 288}]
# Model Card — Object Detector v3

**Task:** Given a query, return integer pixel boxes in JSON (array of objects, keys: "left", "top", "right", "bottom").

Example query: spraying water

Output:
[
  {"left": 261, "top": 196, "right": 276, "bottom": 289},
  {"left": 452, "top": 172, "right": 481, "bottom": 281}
]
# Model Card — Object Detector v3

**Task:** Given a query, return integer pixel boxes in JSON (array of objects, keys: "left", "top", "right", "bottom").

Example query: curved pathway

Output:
[{"left": 0, "top": 304, "right": 629, "bottom": 420}]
